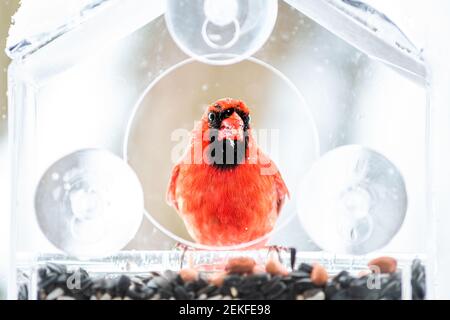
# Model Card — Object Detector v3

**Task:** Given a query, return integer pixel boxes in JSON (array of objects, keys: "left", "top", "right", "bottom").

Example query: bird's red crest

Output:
[{"left": 206, "top": 98, "right": 250, "bottom": 114}]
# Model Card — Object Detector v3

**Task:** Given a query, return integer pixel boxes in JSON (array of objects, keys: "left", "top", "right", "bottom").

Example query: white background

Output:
[{"left": 1, "top": 0, "right": 450, "bottom": 299}]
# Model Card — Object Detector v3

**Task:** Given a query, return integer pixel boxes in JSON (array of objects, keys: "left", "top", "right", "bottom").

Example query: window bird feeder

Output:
[{"left": 6, "top": 0, "right": 431, "bottom": 300}]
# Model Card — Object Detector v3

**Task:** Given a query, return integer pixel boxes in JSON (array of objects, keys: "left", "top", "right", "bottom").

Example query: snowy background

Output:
[{"left": 1, "top": 0, "right": 450, "bottom": 299}]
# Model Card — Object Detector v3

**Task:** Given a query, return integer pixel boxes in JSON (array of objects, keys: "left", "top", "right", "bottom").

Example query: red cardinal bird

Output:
[{"left": 167, "top": 98, "right": 289, "bottom": 246}]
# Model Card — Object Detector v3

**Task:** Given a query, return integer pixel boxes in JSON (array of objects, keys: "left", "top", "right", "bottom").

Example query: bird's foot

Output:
[
  {"left": 266, "top": 246, "right": 297, "bottom": 270},
  {"left": 173, "top": 242, "right": 197, "bottom": 269}
]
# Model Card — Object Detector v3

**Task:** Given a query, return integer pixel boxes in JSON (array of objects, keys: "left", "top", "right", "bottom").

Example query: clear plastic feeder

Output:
[
  {"left": 34, "top": 149, "right": 144, "bottom": 258},
  {"left": 297, "top": 145, "right": 408, "bottom": 255},
  {"left": 165, "top": 0, "right": 278, "bottom": 65},
  {"left": 5, "top": 0, "right": 432, "bottom": 299},
  {"left": 124, "top": 57, "right": 319, "bottom": 250}
]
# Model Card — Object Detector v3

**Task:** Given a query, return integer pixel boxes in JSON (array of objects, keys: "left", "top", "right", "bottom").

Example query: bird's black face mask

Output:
[
  {"left": 207, "top": 135, "right": 248, "bottom": 169},
  {"left": 206, "top": 108, "right": 250, "bottom": 169}
]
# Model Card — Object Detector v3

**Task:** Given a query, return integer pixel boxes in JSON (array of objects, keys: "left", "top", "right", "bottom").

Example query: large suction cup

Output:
[
  {"left": 165, "top": 0, "right": 278, "bottom": 65},
  {"left": 297, "top": 145, "right": 407, "bottom": 255},
  {"left": 35, "top": 149, "right": 144, "bottom": 257}
]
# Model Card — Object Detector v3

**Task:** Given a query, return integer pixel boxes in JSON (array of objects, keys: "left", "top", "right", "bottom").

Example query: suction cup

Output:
[
  {"left": 165, "top": 0, "right": 278, "bottom": 65},
  {"left": 35, "top": 149, "right": 144, "bottom": 258},
  {"left": 297, "top": 145, "right": 407, "bottom": 255}
]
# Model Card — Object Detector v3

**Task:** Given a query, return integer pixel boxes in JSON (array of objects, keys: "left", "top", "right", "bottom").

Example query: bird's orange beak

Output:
[{"left": 218, "top": 112, "right": 244, "bottom": 141}]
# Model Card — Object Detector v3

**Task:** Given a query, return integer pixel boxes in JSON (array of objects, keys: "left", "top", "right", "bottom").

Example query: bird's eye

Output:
[
  {"left": 223, "top": 108, "right": 234, "bottom": 118},
  {"left": 208, "top": 112, "right": 216, "bottom": 122}
]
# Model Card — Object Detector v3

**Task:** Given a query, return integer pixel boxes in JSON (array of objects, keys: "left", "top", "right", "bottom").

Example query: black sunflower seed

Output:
[
  {"left": 117, "top": 275, "right": 131, "bottom": 296},
  {"left": 223, "top": 274, "right": 243, "bottom": 288},
  {"left": 38, "top": 273, "right": 58, "bottom": 291},
  {"left": 246, "top": 273, "right": 270, "bottom": 285},
  {"left": 328, "top": 289, "right": 351, "bottom": 300},
  {"left": 298, "top": 263, "right": 313, "bottom": 274},
  {"left": 38, "top": 268, "right": 47, "bottom": 279},
  {"left": 348, "top": 279, "right": 379, "bottom": 300},
  {"left": 265, "top": 282, "right": 287, "bottom": 300},
  {"left": 174, "top": 285, "right": 190, "bottom": 300},
  {"left": 237, "top": 279, "right": 259, "bottom": 294},
  {"left": 163, "top": 270, "right": 178, "bottom": 282},
  {"left": 261, "top": 276, "right": 282, "bottom": 294},
  {"left": 146, "top": 279, "right": 159, "bottom": 291},
  {"left": 290, "top": 271, "right": 310, "bottom": 280},
  {"left": 126, "top": 288, "right": 148, "bottom": 300},
  {"left": 153, "top": 276, "right": 172, "bottom": 290},
  {"left": 411, "top": 259, "right": 426, "bottom": 300},
  {"left": 333, "top": 271, "right": 353, "bottom": 288},
  {"left": 184, "top": 281, "right": 197, "bottom": 292},
  {"left": 159, "top": 288, "right": 174, "bottom": 299},
  {"left": 18, "top": 284, "right": 28, "bottom": 300},
  {"left": 55, "top": 274, "right": 68, "bottom": 285},
  {"left": 293, "top": 278, "right": 316, "bottom": 293},
  {"left": 197, "top": 285, "right": 218, "bottom": 297},
  {"left": 380, "top": 279, "right": 401, "bottom": 300},
  {"left": 241, "top": 292, "right": 265, "bottom": 300},
  {"left": 196, "top": 276, "right": 209, "bottom": 289}
]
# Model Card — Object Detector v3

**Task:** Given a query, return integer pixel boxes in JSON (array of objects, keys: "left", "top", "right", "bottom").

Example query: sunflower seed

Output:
[
  {"left": 293, "top": 279, "right": 316, "bottom": 293},
  {"left": 304, "top": 289, "right": 325, "bottom": 300},
  {"left": 174, "top": 285, "right": 189, "bottom": 300},
  {"left": 117, "top": 275, "right": 131, "bottom": 296},
  {"left": 57, "top": 296, "right": 75, "bottom": 300},
  {"left": 100, "top": 293, "right": 112, "bottom": 300},
  {"left": 46, "top": 288, "right": 64, "bottom": 300},
  {"left": 298, "top": 263, "right": 313, "bottom": 274}
]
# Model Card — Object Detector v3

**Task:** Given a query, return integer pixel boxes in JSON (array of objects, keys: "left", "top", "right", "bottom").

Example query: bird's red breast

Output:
[{"left": 167, "top": 98, "right": 289, "bottom": 246}]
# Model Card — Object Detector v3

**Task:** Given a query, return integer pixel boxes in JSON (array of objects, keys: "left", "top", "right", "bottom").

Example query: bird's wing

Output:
[
  {"left": 256, "top": 148, "right": 290, "bottom": 214},
  {"left": 274, "top": 169, "right": 289, "bottom": 214},
  {"left": 166, "top": 163, "right": 181, "bottom": 211}
]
